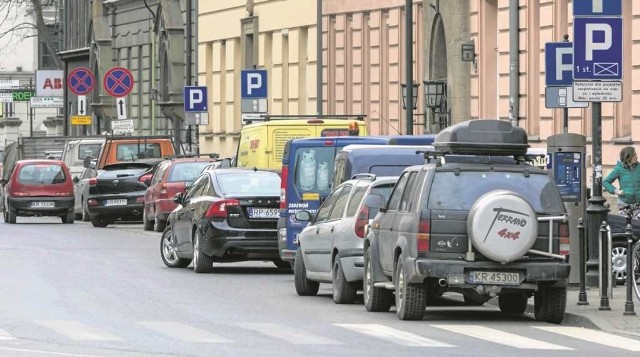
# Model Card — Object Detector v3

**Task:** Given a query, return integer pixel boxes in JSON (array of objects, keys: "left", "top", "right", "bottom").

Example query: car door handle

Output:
[
  {"left": 330, "top": 227, "right": 335, "bottom": 233},
  {"left": 315, "top": 228, "right": 320, "bottom": 234}
]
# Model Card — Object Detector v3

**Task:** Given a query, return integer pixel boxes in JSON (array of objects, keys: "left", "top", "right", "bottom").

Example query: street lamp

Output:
[
  {"left": 401, "top": 83, "right": 419, "bottom": 110},
  {"left": 424, "top": 80, "right": 446, "bottom": 109}
]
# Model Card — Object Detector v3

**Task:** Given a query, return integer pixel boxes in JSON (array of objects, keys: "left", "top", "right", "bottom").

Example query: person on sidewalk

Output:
[{"left": 603, "top": 146, "right": 640, "bottom": 214}]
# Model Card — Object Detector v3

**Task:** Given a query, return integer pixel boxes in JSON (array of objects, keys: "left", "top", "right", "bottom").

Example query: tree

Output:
[{"left": 0, "top": 0, "right": 62, "bottom": 69}]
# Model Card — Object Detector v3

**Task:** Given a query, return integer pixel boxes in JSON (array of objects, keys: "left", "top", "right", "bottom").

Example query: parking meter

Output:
[{"left": 547, "top": 133, "right": 587, "bottom": 284}]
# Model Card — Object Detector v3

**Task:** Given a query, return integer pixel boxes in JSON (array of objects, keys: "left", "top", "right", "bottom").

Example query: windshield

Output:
[
  {"left": 427, "top": 171, "right": 564, "bottom": 213},
  {"left": 217, "top": 172, "right": 281, "bottom": 196},
  {"left": 18, "top": 164, "right": 66, "bottom": 185},
  {"left": 293, "top": 146, "right": 339, "bottom": 195},
  {"left": 168, "top": 162, "right": 212, "bottom": 182},
  {"left": 78, "top": 144, "right": 102, "bottom": 160}
]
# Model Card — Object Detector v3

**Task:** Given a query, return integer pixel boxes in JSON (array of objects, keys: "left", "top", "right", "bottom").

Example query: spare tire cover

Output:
[{"left": 467, "top": 190, "right": 538, "bottom": 263}]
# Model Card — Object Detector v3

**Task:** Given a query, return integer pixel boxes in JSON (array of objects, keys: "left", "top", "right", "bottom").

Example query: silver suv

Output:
[
  {"left": 364, "top": 119, "right": 570, "bottom": 322},
  {"left": 293, "top": 175, "right": 398, "bottom": 304}
]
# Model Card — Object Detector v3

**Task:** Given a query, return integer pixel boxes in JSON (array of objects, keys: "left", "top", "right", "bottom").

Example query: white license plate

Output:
[
  {"left": 468, "top": 271, "right": 520, "bottom": 285},
  {"left": 30, "top": 201, "right": 55, "bottom": 208},
  {"left": 247, "top": 207, "right": 279, "bottom": 219},
  {"left": 105, "top": 199, "right": 128, "bottom": 206}
]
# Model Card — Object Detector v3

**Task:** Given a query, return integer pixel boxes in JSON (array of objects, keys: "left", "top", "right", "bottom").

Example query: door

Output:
[
  {"left": 146, "top": 161, "right": 170, "bottom": 215},
  {"left": 377, "top": 171, "right": 410, "bottom": 274},
  {"left": 174, "top": 174, "right": 208, "bottom": 252},
  {"left": 302, "top": 186, "right": 345, "bottom": 274},
  {"left": 318, "top": 183, "right": 352, "bottom": 274}
]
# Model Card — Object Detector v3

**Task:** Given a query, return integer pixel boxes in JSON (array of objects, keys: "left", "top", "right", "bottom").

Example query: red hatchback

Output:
[
  {"left": 1, "top": 160, "right": 75, "bottom": 224},
  {"left": 143, "top": 158, "right": 217, "bottom": 232}
]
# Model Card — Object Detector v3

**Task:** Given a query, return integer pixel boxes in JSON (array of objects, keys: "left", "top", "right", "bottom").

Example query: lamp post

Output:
[{"left": 401, "top": 83, "right": 419, "bottom": 110}]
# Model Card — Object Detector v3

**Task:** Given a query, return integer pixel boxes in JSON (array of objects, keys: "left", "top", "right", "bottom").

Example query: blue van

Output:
[{"left": 277, "top": 135, "right": 435, "bottom": 263}]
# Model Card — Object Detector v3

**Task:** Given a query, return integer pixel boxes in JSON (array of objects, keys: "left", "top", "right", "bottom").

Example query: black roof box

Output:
[{"left": 433, "top": 119, "right": 529, "bottom": 156}]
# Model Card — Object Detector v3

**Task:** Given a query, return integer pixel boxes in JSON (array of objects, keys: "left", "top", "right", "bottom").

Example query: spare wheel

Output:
[{"left": 467, "top": 190, "right": 538, "bottom": 263}]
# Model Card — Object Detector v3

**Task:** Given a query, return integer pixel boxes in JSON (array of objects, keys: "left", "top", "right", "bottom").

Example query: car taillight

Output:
[
  {"left": 280, "top": 165, "right": 288, "bottom": 210},
  {"left": 354, "top": 204, "right": 369, "bottom": 238},
  {"left": 12, "top": 192, "right": 30, "bottom": 197},
  {"left": 139, "top": 173, "right": 153, "bottom": 183},
  {"left": 54, "top": 192, "right": 73, "bottom": 197},
  {"left": 136, "top": 196, "right": 145, "bottom": 203},
  {"left": 89, "top": 178, "right": 97, "bottom": 186},
  {"left": 205, "top": 199, "right": 240, "bottom": 218},
  {"left": 559, "top": 222, "right": 570, "bottom": 255},
  {"left": 87, "top": 198, "right": 98, "bottom": 206},
  {"left": 417, "top": 216, "right": 430, "bottom": 253}
]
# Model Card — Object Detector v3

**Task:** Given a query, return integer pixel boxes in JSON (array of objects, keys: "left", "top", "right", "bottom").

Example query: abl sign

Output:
[{"left": 36, "top": 70, "right": 64, "bottom": 97}]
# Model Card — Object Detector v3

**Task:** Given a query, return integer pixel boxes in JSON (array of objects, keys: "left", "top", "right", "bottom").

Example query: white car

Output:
[{"left": 293, "top": 175, "right": 398, "bottom": 304}]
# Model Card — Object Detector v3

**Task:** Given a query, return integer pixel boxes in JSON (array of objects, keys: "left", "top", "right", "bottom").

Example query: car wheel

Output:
[
  {"left": 142, "top": 206, "right": 154, "bottom": 231},
  {"left": 61, "top": 210, "right": 75, "bottom": 224},
  {"left": 612, "top": 240, "right": 628, "bottom": 285},
  {"left": 6, "top": 204, "right": 16, "bottom": 224},
  {"left": 498, "top": 292, "right": 528, "bottom": 314},
  {"left": 272, "top": 259, "right": 291, "bottom": 269},
  {"left": 363, "top": 247, "right": 393, "bottom": 312},
  {"left": 154, "top": 215, "right": 166, "bottom": 232},
  {"left": 293, "top": 249, "right": 319, "bottom": 296},
  {"left": 160, "top": 226, "right": 191, "bottom": 268},
  {"left": 395, "top": 258, "right": 427, "bottom": 320},
  {"left": 82, "top": 199, "right": 90, "bottom": 222},
  {"left": 192, "top": 229, "right": 214, "bottom": 273},
  {"left": 534, "top": 284, "right": 567, "bottom": 324},
  {"left": 332, "top": 258, "right": 358, "bottom": 304},
  {"left": 91, "top": 218, "right": 109, "bottom": 228}
]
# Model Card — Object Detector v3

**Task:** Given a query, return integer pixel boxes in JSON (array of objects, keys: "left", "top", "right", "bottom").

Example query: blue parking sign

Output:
[
  {"left": 184, "top": 86, "right": 208, "bottom": 112},
  {"left": 573, "top": 17, "right": 622, "bottom": 80},
  {"left": 545, "top": 42, "right": 573, "bottom": 86},
  {"left": 241, "top": 70, "right": 268, "bottom": 98},
  {"left": 573, "top": 0, "right": 621, "bottom": 16}
]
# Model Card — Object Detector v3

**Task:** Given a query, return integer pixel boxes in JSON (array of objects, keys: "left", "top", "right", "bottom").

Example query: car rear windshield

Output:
[
  {"left": 18, "top": 164, "right": 66, "bottom": 185},
  {"left": 168, "top": 162, "right": 211, "bottom": 182},
  {"left": 217, "top": 172, "right": 281, "bottom": 196},
  {"left": 293, "top": 146, "right": 339, "bottom": 195},
  {"left": 78, "top": 144, "right": 102, "bottom": 160},
  {"left": 116, "top": 143, "right": 161, "bottom": 161},
  {"left": 427, "top": 171, "right": 564, "bottom": 212}
]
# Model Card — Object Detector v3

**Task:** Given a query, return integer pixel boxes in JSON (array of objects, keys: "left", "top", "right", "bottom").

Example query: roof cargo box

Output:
[{"left": 433, "top": 119, "right": 529, "bottom": 156}]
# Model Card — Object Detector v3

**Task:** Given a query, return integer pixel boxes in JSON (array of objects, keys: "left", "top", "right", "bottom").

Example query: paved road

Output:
[{"left": 1, "top": 217, "right": 640, "bottom": 356}]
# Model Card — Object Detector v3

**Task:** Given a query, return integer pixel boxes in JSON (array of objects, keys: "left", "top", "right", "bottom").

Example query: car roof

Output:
[
  {"left": 341, "top": 176, "right": 398, "bottom": 187},
  {"left": 205, "top": 168, "right": 279, "bottom": 175}
]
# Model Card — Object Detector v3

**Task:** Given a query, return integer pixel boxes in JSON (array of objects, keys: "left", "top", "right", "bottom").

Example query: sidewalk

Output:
[{"left": 562, "top": 285, "right": 640, "bottom": 337}]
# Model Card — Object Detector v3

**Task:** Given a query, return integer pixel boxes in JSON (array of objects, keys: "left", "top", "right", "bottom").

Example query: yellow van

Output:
[{"left": 236, "top": 116, "right": 367, "bottom": 170}]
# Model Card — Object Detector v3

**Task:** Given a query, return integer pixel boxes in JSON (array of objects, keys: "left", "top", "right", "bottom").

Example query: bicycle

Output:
[{"left": 611, "top": 203, "right": 640, "bottom": 302}]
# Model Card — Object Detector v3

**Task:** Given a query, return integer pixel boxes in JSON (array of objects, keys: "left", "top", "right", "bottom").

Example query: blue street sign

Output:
[
  {"left": 545, "top": 42, "right": 573, "bottom": 86},
  {"left": 573, "top": 17, "right": 622, "bottom": 80},
  {"left": 241, "top": 70, "right": 268, "bottom": 98},
  {"left": 573, "top": 0, "right": 621, "bottom": 16},
  {"left": 183, "top": 86, "right": 208, "bottom": 112}
]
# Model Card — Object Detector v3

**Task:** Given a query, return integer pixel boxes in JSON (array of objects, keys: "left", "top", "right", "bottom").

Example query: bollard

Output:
[
  {"left": 578, "top": 218, "right": 589, "bottom": 305},
  {"left": 599, "top": 221, "right": 611, "bottom": 310},
  {"left": 624, "top": 224, "right": 636, "bottom": 316}
]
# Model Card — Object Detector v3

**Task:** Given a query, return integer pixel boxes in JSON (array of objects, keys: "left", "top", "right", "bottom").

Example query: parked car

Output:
[
  {"left": 1, "top": 159, "right": 75, "bottom": 224},
  {"left": 364, "top": 119, "right": 570, "bottom": 323},
  {"left": 62, "top": 138, "right": 104, "bottom": 178},
  {"left": 86, "top": 160, "right": 159, "bottom": 228},
  {"left": 160, "top": 168, "right": 283, "bottom": 273},
  {"left": 143, "top": 157, "right": 220, "bottom": 232},
  {"left": 293, "top": 175, "right": 398, "bottom": 304},
  {"left": 73, "top": 167, "right": 99, "bottom": 221}
]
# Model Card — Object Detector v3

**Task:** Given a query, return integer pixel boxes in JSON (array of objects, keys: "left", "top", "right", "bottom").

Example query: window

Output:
[
  {"left": 39, "top": 24, "right": 61, "bottom": 69},
  {"left": 368, "top": 183, "right": 396, "bottom": 217},
  {"left": 387, "top": 172, "right": 410, "bottom": 211},
  {"left": 216, "top": 172, "right": 280, "bottom": 196},
  {"left": 18, "top": 164, "right": 65, "bottom": 185},
  {"left": 328, "top": 184, "right": 353, "bottom": 220},
  {"left": 315, "top": 186, "right": 344, "bottom": 223},
  {"left": 399, "top": 172, "right": 418, "bottom": 212},
  {"left": 293, "top": 146, "right": 337, "bottom": 195},
  {"left": 77, "top": 144, "right": 101, "bottom": 160},
  {"left": 116, "top": 143, "right": 161, "bottom": 161},
  {"left": 185, "top": 175, "right": 208, "bottom": 200},
  {"left": 168, "top": 162, "right": 212, "bottom": 183},
  {"left": 151, "top": 162, "right": 170, "bottom": 185},
  {"left": 346, "top": 185, "right": 367, "bottom": 217}
]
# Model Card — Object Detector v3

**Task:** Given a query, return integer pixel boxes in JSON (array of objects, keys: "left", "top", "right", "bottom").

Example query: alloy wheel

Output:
[
  {"left": 193, "top": 234, "right": 199, "bottom": 267},
  {"left": 396, "top": 264, "right": 405, "bottom": 312},
  {"left": 162, "top": 230, "right": 179, "bottom": 264},
  {"left": 612, "top": 246, "right": 627, "bottom": 282}
]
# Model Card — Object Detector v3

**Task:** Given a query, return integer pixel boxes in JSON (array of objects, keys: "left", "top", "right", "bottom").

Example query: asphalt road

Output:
[{"left": 1, "top": 217, "right": 640, "bottom": 356}]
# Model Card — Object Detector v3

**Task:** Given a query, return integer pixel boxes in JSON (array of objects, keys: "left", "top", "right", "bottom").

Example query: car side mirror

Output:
[
  {"left": 295, "top": 210, "right": 312, "bottom": 222},
  {"left": 73, "top": 176, "right": 80, "bottom": 184},
  {"left": 173, "top": 192, "right": 184, "bottom": 204}
]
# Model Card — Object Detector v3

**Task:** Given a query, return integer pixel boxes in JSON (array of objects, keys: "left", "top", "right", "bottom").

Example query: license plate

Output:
[
  {"left": 468, "top": 271, "right": 520, "bottom": 285},
  {"left": 247, "top": 207, "right": 279, "bottom": 219},
  {"left": 105, "top": 199, "right": 128, "bottom": 206},
  {"left": 30, "top": 201, "right": 54, "bottom": 208}
]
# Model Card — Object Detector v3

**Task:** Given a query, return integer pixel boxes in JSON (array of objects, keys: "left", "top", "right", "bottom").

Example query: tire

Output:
[
  {"left": 82, "top": 199, "right": 90, "bottom": 222},
  {"left": 332, "top": 258, "right": 358, "bottom": 304},
  {"left": 160, "top": 226, "right": 191, "bottom": 268},
  {"left": 534, "top": 284, "right": 567, "bottom": 324},
  {"left": 142, "top": 206, "right": 154, "bottom": 231},
  {"left": 498, "top": 292, "right": 528, "bottom": 314},
  {"left": 154, "top": 215, "right": 166, "bottom": 232},
  {"left": 293, "top": 249, "right": 319, "bottom": 296},
  {"left": 61, "top": 210, "right": 75, "bottom": 224},
  {"left": 6, "top": 204, "right": 16, "bottom": 224},
  {"left": 363, "top": 247, "right": 393, "bottom": 312},
  {"left": 272, "top": 259, "right": 292, "bottom": 269},
  {"left": 192, "top": 229, "right": 214, "bottom": 273},
  {"left": 394, "top": 258, "right": 427, "bottom": 320},
  {"left": 91, "top": 218, "right": 109, "bottom": 228},
  {"left": 612, "top": 240, "right": 628, "bottom": 285},
  {"left": 632, "top": 242, "right": 640, "bottom": 302}
]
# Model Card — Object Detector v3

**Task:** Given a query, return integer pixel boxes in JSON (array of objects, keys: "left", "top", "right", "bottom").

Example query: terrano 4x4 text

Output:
[{"left": 363, "top": 119, "right": 570, "bottom": 323}]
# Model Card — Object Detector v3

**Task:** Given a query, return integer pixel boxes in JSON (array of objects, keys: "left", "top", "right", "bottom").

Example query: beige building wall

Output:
[{"left": 469, "top": 0, "right": 638, "bottom": 187}]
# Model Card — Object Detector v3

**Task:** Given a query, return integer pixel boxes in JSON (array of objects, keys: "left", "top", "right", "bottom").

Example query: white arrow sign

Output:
[
  {"left": 77, "top": 95, "right": 86, "bottom": 115},
  {"left": 117, "top": 97, "right": 127, "bottom": 120}
]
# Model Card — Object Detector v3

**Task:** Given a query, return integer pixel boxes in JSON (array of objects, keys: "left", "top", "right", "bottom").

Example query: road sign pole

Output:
[
  {"left": 586, "top": 101, "right": 609, "bottom": 287},
  {"left": 562, "top": 34, "right": 569, "bottom": 133}
]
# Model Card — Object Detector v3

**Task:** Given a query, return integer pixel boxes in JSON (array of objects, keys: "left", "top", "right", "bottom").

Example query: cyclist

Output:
[{"left": 604, "top": 146, "right": 640, "bottom": 213}]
